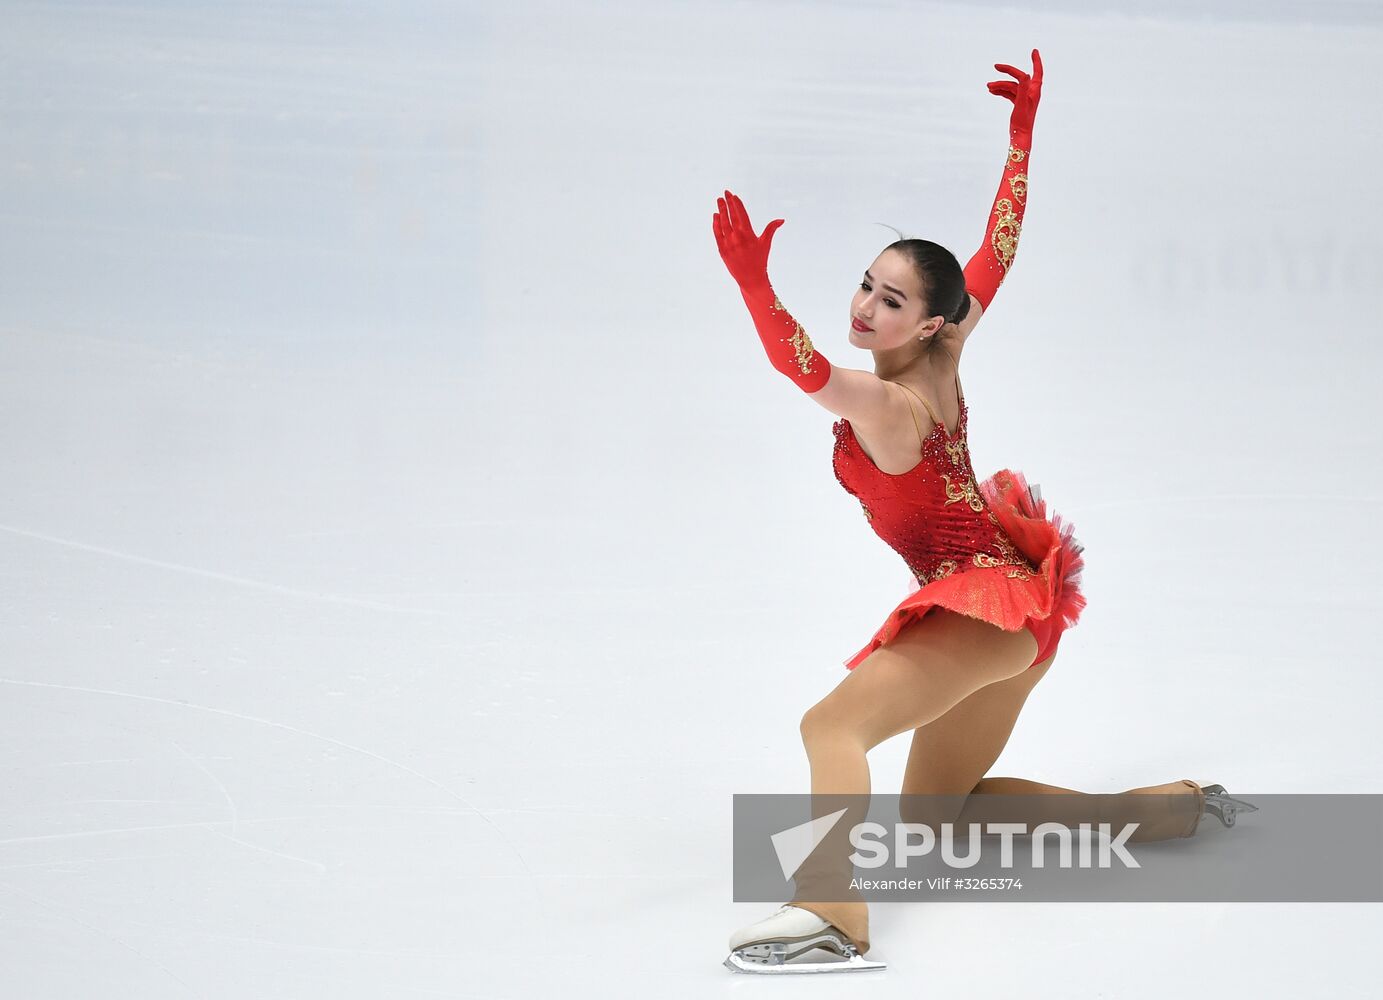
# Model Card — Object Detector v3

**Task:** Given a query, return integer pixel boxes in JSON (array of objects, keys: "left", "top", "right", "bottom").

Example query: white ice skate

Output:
[{"left": 723, "top": 904, "right": 885, "bottom": 974}]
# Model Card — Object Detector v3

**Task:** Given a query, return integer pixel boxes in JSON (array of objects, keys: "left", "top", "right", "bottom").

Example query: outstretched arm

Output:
[
  {"left": 713, "top": 190, "right": 831, "bottom": 393},
  {"left": 962, "top": 49, "right": 1044, "bottom": 314},
  {"left": 713, "top": 190, "right": 896, "bottom": 428}
]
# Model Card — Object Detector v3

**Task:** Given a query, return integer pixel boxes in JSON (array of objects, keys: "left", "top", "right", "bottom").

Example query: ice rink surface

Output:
[{"left": 2, "top": 0, "right": 1381, "bottom": 996}]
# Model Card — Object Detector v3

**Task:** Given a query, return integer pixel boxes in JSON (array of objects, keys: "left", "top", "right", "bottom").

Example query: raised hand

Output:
[
  {"left": 986, "top": 48, "right": 1043, "bottom": 139},
  {"left": 963, "top": 50, "right": 1042, "bottom": 309},
  {"left": 712, "top": 189, "right": 784, "bottom": 292},
  {"left": 711, "top": 189, "right": 831, "bottom": 392}
]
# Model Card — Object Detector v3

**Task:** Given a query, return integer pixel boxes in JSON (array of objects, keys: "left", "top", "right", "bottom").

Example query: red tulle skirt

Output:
[{"left": 843, "top": 469, "right": 1086, "bottom": 671}]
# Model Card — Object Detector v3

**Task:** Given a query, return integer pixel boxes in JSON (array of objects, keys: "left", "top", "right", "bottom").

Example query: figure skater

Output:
[{"left": 712, "top": 49, "right": 1256, "bottom": 975}]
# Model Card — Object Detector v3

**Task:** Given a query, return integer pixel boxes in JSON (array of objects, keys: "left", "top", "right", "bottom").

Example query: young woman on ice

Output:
[{"left": 713, "top": 50, "right": 1255, "bottom": 975}]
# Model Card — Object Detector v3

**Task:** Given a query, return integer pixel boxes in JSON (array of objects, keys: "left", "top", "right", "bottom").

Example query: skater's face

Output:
[{"left": 849, "top": 249, "right": 946, "bottom": 351}]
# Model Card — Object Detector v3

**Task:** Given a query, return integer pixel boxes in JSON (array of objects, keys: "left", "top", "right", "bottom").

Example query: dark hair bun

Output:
[{"left": 951, "top": 291, "right": 971, "bottom": 325}]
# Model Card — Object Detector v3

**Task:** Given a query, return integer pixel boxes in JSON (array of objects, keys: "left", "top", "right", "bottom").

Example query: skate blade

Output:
[
  {"left": 724, "top": 949, "right": 885, "bottom": 975},
  {"left": 1206, "top": 793, "right": 1260, "bottom": 828},
  {"left": 1203, "top": 786, "right": 1260, "bottom": 812}
]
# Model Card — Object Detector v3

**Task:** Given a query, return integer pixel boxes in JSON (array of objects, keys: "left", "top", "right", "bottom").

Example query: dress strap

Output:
[
  {"left": 886, "top": 381, "right": 928, "bottom": 450},
  {"left": 889, "top": 380, "right": 942, "bottom": 430}
]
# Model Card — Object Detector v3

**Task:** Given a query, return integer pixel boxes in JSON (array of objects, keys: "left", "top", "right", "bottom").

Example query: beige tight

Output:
[{"left": 787, "top": 607, "right": 1204, "bottom": 956}]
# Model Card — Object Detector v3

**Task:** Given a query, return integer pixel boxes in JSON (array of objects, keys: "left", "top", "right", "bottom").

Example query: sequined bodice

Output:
[{"left": 832, "top": 395, "right": 1039, "bottom": 585}]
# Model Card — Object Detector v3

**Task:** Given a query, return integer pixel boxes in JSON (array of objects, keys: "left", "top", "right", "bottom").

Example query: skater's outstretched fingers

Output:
[
  {"left": 725, "top": 190, "right": 784, "bottom": 248},
  {"left": 987, "top": 48, "right": 1043, "bottom": 137},
  {"left": 994, "top": 48, "right": 1041, "bottom": 82},
  {"left": 713, "top": 189, "right": 784, "bottom": 286},
  {"left": 726, "top": 189, "right": 750, "bottom": 233},
  {"left": 713, "top": 195, "right": 741, "bottom": 263},
  {"left": 713, "top": 197, "right": 736, "bottom": 250},
  {"left": 715, "top": 193, "right": 747, "bottom": 250}
]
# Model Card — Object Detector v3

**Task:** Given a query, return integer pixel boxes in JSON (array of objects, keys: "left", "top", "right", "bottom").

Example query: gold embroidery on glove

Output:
[
  {"left": 773, "top": 294, "right": 816, "bottom": 374},
  {"left": 791, "top": 326, "right": 815, "bottom": 373},
  {"left": 990, "top": 198, "right": 1021, "bottom": 272},
  {"left": 1009, "top": 172, "right": 1028, "bottom": 203}
]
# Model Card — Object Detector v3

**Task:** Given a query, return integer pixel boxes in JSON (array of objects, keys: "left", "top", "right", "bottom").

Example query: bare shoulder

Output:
[{"left": 805, "top": 364, "right": 905, "bottom": 430}]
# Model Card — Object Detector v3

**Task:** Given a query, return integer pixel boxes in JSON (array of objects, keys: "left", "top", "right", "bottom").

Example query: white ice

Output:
[{"left": 2, "top": 0, "right": 1380, "bottom": 997}]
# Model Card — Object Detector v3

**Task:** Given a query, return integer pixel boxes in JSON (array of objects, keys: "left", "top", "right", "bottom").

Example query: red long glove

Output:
[
  {"left": 963, "top": 49, "right": 1043, "bottom": 312},
  {"left": 713, "top": 190, "right": 831, "bottom": 393}
]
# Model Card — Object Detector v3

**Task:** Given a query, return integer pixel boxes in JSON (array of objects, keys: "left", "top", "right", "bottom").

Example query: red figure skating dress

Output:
[{"left": 832, "top": 373, "right": 1086, "bottom": 671}]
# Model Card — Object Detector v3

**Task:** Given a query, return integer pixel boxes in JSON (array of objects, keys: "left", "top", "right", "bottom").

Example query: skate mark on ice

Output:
[
  {"left": 0, "top": 522, "right": 447, "bottom": 616},
  {"left": 169, "top": 740, "right": 325, "bottom": 871},
  {"left": 170, "top": 739, "right": 241, "bottom": 838},
  {"left": 209, "top": 829, "right": 327, "bottom": 873},
  {"left": 0, "top": 880, "right": 203, "bottom": 997},
  {"left": 0, "top": 820, "right": 248, "bottom": 847},
  {"left": 0, "top": 678, "right": 533, "bottom": 877}
]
